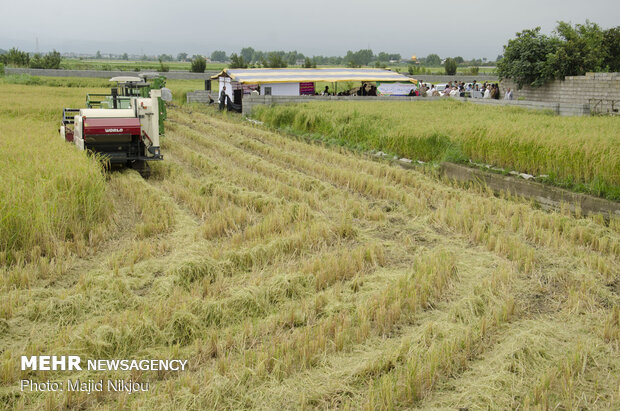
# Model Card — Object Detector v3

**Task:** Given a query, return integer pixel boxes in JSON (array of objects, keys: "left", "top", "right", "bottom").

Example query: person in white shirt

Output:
[
  {"left": 426, "top": 85, "right": 434, "bottom": 97},
  {"left": 483, "top": 87, "right": 491, "bottom": 99},
  {"left": 504, "top": 88, "right": 513, "bottom": 100}
]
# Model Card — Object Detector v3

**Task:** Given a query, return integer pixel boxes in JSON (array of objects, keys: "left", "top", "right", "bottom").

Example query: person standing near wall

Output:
[
  {"left": 219, "top": 86, "right": 227, "bottom": 110},
  {"left": 490, "top": 84, "right": 500, "bottom": 99},
  {"left": 504, "top": 88, "right": 513, "bottom": 100}
]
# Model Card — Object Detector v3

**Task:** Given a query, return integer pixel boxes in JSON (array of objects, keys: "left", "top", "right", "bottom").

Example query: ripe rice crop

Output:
[
  {"left": 0, "top": 76, "right": 208, "bottom": 264},
  {"left": 0, "top": 83, "right": 619, "bottom": 410},
  {"left": 0, "top": 82, "right": 110, "bottom": 265},
  {"left": 253, "top": 100, "right": 620, "bottom": 200}
]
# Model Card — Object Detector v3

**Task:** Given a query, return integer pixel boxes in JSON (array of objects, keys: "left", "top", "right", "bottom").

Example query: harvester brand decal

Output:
[{"left": 104, "top": 128, "right": 124, "bottom": 133}]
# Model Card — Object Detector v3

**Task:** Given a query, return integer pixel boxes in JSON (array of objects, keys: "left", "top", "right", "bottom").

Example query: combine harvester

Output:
[{"left": 60, "top": 74, "right": 171, "bottom": 176}]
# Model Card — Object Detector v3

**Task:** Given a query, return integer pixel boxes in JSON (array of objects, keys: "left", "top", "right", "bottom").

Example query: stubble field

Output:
[{"left": 0, "top": 79, "right": 619, "bottom": 409}]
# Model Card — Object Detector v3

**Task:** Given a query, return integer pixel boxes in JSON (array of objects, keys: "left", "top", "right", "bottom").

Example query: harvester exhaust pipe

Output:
[{"left": 111, "top": 87, "right": 118, "bottom": 109}]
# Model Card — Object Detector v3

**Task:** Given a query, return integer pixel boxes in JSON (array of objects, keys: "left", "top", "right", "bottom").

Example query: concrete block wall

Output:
[
  {"left": 501, "top": 72, "right": 620, "bottom": 115},
  {"left": 240, "top": 95, "right": 560, "bottom": 117},
  {"left": 187, "top": 90, "right": 217, "bottom": 104}
]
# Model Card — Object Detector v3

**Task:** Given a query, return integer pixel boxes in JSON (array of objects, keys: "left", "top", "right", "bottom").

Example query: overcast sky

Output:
[{"left": 1, "top": 0, "right": 618, "bottom": 59}]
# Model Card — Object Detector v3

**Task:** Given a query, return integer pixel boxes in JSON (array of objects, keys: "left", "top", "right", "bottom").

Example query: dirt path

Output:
[{"left": 1, "top": 106, "right": 618, "bottom": 410}]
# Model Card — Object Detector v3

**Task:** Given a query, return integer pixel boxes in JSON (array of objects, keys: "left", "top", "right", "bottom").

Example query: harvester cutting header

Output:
[{"left": 60, "top": 73, "right": 171, "bottom": 175}]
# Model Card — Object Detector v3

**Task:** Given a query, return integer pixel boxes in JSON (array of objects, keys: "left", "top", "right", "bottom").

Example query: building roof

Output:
[
  {"left": 109, "top": 76, "right": 143, "bottom": 83},
  {"left": 211, "top": 68, "right": 417, "bottom": 84}
]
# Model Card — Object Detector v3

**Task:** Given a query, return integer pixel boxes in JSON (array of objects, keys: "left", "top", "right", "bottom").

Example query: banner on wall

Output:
[
  {"left": 377, "top": 82, "right": 417, "bottom": 96},
  {"left": 299, "top": 82, "right": 315, "bottom": 95}
]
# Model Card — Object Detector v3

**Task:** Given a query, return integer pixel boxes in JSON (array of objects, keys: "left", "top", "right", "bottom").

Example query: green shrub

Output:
[
  {"left": 444, "top": 58, "right": 457, "bottom": 75},
  {"left": 29, "top": 54, "right": 45, "bottom": 69},
  {"left": 190, "top": 56, "right": 206, "bottom": 73},
  {"left": 42, "top": 50, "right": 61, "bottom": 69},
  {"left": 28, "top": 50, "right": 61, "bottom": 69},
  {"left": 4, "top": 47, "right": 29, "bottom": 67},
  {"left": 0, "top": 63, "right": 4, "bottom": 76},
  {"left": 158, "top": 58, "right": 170, "bottom": 72}
]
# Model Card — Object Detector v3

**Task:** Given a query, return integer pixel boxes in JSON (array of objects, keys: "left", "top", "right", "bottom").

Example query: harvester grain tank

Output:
[{"left": 60, "top": 75, "right": 171, "bottom": 175}]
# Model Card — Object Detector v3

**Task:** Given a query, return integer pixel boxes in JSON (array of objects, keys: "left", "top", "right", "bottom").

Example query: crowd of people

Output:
[
  {"left": 221, "top": 80, "right": 514, "bottom": 101},
  {"left": 412, "top": 81, "right": 513, "bottom": 100},
  {"left": 316, "top": 81, "right": 514, "bottom": 99},
  {"left": 319, "top": 83, "right": 378, "bottom": 96}
]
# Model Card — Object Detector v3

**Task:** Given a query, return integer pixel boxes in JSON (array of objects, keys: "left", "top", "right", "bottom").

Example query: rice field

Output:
[
  {"left": 0, "top": 80, "right": 619, "bottom": 409},
  {"left": 253, "top": 100, "right": 620, "bottom": 200}
]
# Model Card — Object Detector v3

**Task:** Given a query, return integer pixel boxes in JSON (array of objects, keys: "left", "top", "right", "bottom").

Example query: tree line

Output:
[
  {"left": 0, "top": 48, "right": 61, "bottom": 69},
  {"left": 0, "top": 46, "right": 501, "bottom": 76}
]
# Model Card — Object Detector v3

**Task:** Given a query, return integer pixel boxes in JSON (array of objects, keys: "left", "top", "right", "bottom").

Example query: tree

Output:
[
  {"left": 229, "top": 53, "right": 248, "bottom": 69},
  {"left": 177, "top": 52, "right": 188, "bottom": 62},
  {"left": 96, "top": 50, "right": 102, "bottom": 59},
  {"left": 285, "top": 50, "right": 302, "bottom": 65},
  {"left": 265, "top": 52, "right": 287, "bottom": 68},
  {"left": 210, "top": 50, "right": 227, "bottom": 62},
  {"left": 158, "top": 54, "right": 173, "bottom": 62},
  {"left": 29, "top": 54, "right": 45, "bottom": 69},
  {"left": 344, "top": 49, "right": 374, "bottom": 67},
  {"left": 29, "top": 50, "right": 61, "bottom": 69},
  {"left": 43, "top": 50, "right": 61, "bottom": 69},
  {"left": 377, "top": 52, "right": 390, "bottom": 62},
  {"left": 3, "top": 47, "right": 29, "bottom": 67},
  {"left": 498, "top": 21, "right": 617, "bottom": 88},
  {"left": 497, "top": 27, "right": 559, "bottom": 88},
  {"left": 454, "top": 56, "right": 464, "bottom": 64},
  {"left": 425, "top": 53, "right": 441, "bottom": 66},
  {"left": 547, "top": 21, "right": 605, "bottom": 79},
  {"left": 190, "top": 56, "right": 206, "bottom": 73},
  {"left": 444, "top": 58, "right": 457, "bottom": 75},
  {"left": 122, "top": 53, "right": 129, "bottom": 60},
  {"left": 303, "top": 57, "right": 316, "bottom": 68},
  {"left": 240, "top": 47, "right": 255, "bottom": 63},
  {"left": 602, "top": 27, "right": 620, "bottom": 71},
  {"left": 253, "top": 50, "right": 265, "bottom": 63},
  {"left": 497, "top": 20, "right": 620, "bottom": 88}
]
